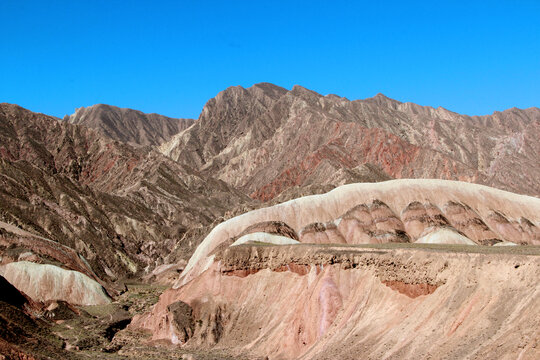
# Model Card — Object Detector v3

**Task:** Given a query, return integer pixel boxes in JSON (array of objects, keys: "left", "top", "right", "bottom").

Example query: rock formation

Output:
[
  {"left": 176, "top": 179, "right": 540, "bottom": 287},
  {"left": 0, "top": 275, "right": 73, "bottom": 359},
  {"left": 65, "top": 104, "right": 194, "bottom": 146},
  {"left": 0, "top": 261, "right": 111, "bottom": 305},
  {"left": 134, "top": 245, "right": 540, "bottom": 359},
  {"left": 161, "top": 83, "right": 540, "bottom": 199},
  {"left": 133, "top": 180, "right": 540, "bottom": 359},
  {"left": 0, "top": 220, "right": 115, "bottom": 293},
  {"left": 0, "top": 84, "right": 539, "bottom": 359},
  {"left": 0, "top": 103, "right": 254, "bottom": 283}
]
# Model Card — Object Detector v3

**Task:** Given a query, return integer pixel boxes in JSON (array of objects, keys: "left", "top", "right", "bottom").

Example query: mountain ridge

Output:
[
  {"left": 65, "top": 103, "right": 195, "bottom": 147},
  {"left": 158, "top": 83, "right": 540, "bottom": 199},
  {"left": 0, "top": 102, "right": 254, "bottom": 283}
]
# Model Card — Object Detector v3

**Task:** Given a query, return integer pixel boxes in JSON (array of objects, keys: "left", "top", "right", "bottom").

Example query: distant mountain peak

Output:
[
  {"left": 159, "top": 83, "right": 540, "bottom": 200},
  {"left": 366, "top": 93, "right": 402, "bottom": 107},
  {"left": 65, "top": 104, "right": 194, "bottom": 146}
]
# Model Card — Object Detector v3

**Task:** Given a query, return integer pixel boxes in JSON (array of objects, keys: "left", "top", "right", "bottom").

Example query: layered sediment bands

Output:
[
  {"left": 237, "top": 221, "right": 299, "bottom": 241},
  {"left": 400, "top": 201, "right": 449, "bottom": 240},
  {"left": 485, "top": 212, "right": 540, "bottom": 245},
  {"left": 0, "top": 103, "right": 254, "bottom": 281},
  {"left": 333, "top": 200, "right": 410, "bottom": 244},
  {"left": 178, "top": 180, "right": 540, "bottom": 287},
  {"left": 300, "top": 222, "right": 346, "bottom": 244},
  {"left": 161, "top": 83, "right": 540, "bottom": 199},
  {"left": 0, "top": 220, "right": 114, "bottom": 294},
  {"left": 133, "top": 246, "right": 540, "bottom": 359},
  {"left": 443, "top": 201, "right": 500, "bottom": 245}
]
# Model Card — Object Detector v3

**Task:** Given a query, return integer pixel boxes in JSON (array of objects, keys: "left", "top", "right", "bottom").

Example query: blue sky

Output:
[{"left": 1, "top": 1, "right": 539, "bottom": 119}]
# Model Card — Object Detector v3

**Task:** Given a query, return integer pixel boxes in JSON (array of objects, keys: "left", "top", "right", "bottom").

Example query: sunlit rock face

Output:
[
  {"left": 160, "top": 83, "right": 540, "bottom": 200},
  {"left": 415, "top": 227, "right": 477, "bottom": 245},
  {"left": 132, "top": 180, "right": 540, "bottom": 359},
  {"left": 65, "top": 104, "right": 195, "bottom": 147},
  {"left": 0, "top": 103, "right": 254, "bottom": 282},
  {"left": 0, "top": 261, "right": 111, "bottom": 305},
  {"left": 177, "top": 179, "right": 540, "bottom": 288}
]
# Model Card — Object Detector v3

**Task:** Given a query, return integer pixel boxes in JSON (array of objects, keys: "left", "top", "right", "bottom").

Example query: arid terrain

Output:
[
  {"left": 133, "top": 180, "right": 539, "bottom": 359},
  {"left": 0, "top": 84, "right": 539, "bottom": 359}
]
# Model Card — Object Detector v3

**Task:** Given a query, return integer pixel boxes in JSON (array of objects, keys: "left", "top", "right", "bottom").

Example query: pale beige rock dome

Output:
[{"left": 0, "top": 261, "right": 111, "bottom": 305}]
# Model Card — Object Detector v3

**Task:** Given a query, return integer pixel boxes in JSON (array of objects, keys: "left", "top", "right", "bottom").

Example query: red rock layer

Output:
[
  {"left": 0, "top": 103, "right": 253, "bottom": 281},
  {"left": 134, "top": 247, "right": 540, "bottom": 360},
  {"left": 382, "top": 280, "right": 438, "bottom": 298}
]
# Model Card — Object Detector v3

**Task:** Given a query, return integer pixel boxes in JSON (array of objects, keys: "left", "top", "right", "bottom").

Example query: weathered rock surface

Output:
[
  {"left": 0, "top": 275, "right": 73, "bottom": 359},
  {"left": 0, "top": 274, "right": 39, "bottom": 311},
  {"left": 161, "top": 83, "right": 540, "bottom": 199},
  {"left": 0, "top": 261, "right": 111, "bottom": 305},
  {"left": 65, "top": 104, "right": 195, "bottom": 147},
  {"left": 231, "top": 232, "right": 300, "bottom": 247},
  {"left": 134, "top": 245, "right": 540, "bottom": 359},
  {"left": 0, "top": 220, "right": 116, "bottom": 294},
  {"left": 0, "top": 103, "right": 254, "bottom": 282},
  {"left": 1, "top": 85, "right": 539, "bottom": 359},
  {"left": 177, "top": 179, "right": 540, "bottom": 287},
  {"left": 415, "top": 227, "right": 477, "bottom": 245},
  {"left": 132, "top": 180, "right": 540, "bottom": 359}
]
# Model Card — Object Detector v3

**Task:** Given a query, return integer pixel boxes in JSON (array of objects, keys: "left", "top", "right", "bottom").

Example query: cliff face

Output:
[
  {"left": 161, "top": 84, "right": 540, "bottom": 199},
  {"left": 66, "top": 104, "right": 195, "bottom": 147},
  {"left": 176, "top": 179, "right": 540, "bottom": 288},
  {"left": 134, "top": 245, "right": 540, "bottom": 360}
]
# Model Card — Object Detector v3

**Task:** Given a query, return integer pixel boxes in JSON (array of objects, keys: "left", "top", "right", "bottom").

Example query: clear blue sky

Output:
[{"left": 1, "top": 1, "right": 539, "bottom": 119}]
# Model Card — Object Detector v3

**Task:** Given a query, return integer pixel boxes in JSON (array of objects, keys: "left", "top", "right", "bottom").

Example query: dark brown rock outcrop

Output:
[
  {"left": 237, "top": 220, "right": 299, "bottom": 241},
  {"left": 0, "top": 275, "right": 73, "bottom": 359}
]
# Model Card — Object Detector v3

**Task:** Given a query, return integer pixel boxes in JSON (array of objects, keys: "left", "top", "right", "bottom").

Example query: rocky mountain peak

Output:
[
  {"left": 364, "top": 92, "right": 402, "bottom": 108},
  {"left": 289, "top": 84, "right": 323, "bottom": 103},
  {"left": 159, "top": 82, "right": 540, "bottom": 200},
  {"left": 65, "top": 103, "right": 194, "bottom": 146},
  {"left": 250, "top": 82, "right": 288, "bottom": 98}
]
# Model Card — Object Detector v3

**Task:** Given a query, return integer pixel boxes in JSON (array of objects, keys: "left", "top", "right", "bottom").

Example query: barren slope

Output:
[
  {"left": 0, "top": 103, "right": 254, "bottom": 283},
  {"left": 66, "top": 104, "right": 195, "bottom": 146},
  {"left": 133, "top": 180, "right": 540, "bottom": 359},
  {"left": 135, "top": 245, "right": 540, "bottom": 360},
  {"left": 177, "top": 179, "right": 540, "bottom": 287},
  {"left": 161, "top": 84, "right": 540, "bottom": 199}
]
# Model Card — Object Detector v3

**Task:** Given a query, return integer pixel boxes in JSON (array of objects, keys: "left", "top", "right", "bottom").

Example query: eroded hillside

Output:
[
  {"left": 0, "top": 85, "right": 539, "bottom": 359},
  {"left": 0, "top": 103, "right": 254, "bottom": 284},
  {"left": 161, "top": 83, "right": 540, "bottom": 199},
  {"left": 133, "top": 180, "right": 540, "bottom": 359}
]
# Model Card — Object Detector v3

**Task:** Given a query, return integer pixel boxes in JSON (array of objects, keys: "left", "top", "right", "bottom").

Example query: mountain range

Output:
[
  {"left": 1, "top": 84, "right": 539, "bottom": 280},
  {"left": 0, "top": 83, "right": 539, "bottom": 358},
  {"left": 161, "top": 83, "right": 540, "bottom": 200}
]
